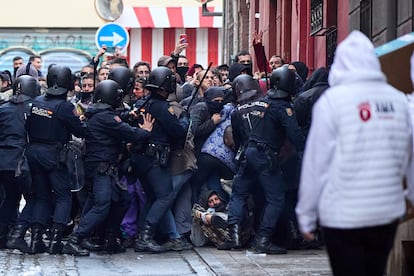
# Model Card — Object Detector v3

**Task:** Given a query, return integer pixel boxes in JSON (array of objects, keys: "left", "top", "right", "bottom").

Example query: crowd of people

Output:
[{"left": 0, "top": 29, "right": 413, "bottom": 276}]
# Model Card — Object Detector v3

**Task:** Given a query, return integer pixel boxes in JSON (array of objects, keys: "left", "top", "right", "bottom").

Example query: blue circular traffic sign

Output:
[{"left": 95, "top": 23, "right": 130, "bottom": 51}]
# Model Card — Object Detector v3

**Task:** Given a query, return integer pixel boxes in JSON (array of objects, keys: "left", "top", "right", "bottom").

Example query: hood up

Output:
[{"left": 328, "top": 30, "right": 386, "bottom": 87}]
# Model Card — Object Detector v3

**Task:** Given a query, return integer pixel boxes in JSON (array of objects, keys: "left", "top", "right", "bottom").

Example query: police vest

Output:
[
  {"left": 235, "top": 99, "right": 268, "bottom": 146},
  {"left": 27, "top": 95, "right": 71, "bottom": 144}
]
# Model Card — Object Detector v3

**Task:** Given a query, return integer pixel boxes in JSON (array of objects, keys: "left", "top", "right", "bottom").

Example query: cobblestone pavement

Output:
[{"left": 0, "top": 247, "right": 332, "bottom": 276}]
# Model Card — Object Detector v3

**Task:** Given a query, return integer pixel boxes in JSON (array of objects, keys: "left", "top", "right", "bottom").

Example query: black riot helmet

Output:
[
  {"left": 108, "top": 67, "right": 135, "bottom": 96},
  {"left": 232, "top": 74, "right": 261, "bottom": 104},
  {"left": 46, "top": 65, "right": 73, "bottom": 95},
  {"left": 93, "top": 80, "right": 123, "bottom": 108},
  {"left": 13, "top": 75, "right": 41, "bottom": 99},
  {"left": 145, "top": 67, "right": 176, "bottom": 94},
  {"left": 267, "top": 66, "right": 296, "bottom": 99}
]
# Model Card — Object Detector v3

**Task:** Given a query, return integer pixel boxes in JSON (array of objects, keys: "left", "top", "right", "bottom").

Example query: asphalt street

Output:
[{"left": 0, "top": 247, "right": 332, "bottom": 276}]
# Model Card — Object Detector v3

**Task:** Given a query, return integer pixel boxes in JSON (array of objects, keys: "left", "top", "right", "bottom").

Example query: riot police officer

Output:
[
  {"left": 23, "top": 65, "right": 87, "bottom": 254},
  {"left": 62, "top": 80, "right": 153, "bottom": 256},
  {"left": 229, "top": 74, "right": 262, "bottom": 161},
  {"left": 108, "top": 66, "right": 136, "bottom": 108},
  {"left": 219, "top": 66, "right": 305, "bottom": 254},
  {"left": 131, "top": 66, "right": 187, "bottom": 253},
  {"left": 0, "top": 76, "right": 40, "bottom": 250}
]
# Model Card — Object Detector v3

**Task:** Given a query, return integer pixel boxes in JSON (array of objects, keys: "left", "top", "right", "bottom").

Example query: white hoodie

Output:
[{"left": 296, "top": 31, "right": 414, "bottom": 233}]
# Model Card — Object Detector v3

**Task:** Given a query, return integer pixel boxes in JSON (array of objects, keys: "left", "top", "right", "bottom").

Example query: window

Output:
[
  {"left": 310, "top": 0, "right": 323, "bottom": 35},
  {"left": 360, "top": 0, "right": 372, "bottom": 39}
]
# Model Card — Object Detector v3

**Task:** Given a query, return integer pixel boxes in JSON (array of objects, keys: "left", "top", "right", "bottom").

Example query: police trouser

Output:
[
  {"left": 27, "top": 144, "right": 72, "bottom": 227},
  {"left": 130, "top": 153, "right": 175, "bottom": 227},
  {"left": 0, "top": 171, "right": 21, "bottom": 226},
  {"left": 227, "top": 146, "right": 285, "bottom": 237},
  {"left": 76, "top": 168, "right": 130, "bottom": 239}
]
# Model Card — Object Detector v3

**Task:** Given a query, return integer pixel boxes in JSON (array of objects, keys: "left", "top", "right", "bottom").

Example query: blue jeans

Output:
[
  {"left": 172, "top": 170, "right": 193, "bottom": 235},
  {"left": 159, "top": 170, "right": 193, "bottom": 238}
]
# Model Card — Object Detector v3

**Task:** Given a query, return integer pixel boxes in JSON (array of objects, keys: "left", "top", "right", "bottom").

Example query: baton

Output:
[{"left": 186, "top": 62, "right": 213, "bottom": 110}]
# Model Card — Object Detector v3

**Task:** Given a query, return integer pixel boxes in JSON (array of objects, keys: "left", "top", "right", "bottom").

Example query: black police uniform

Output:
[
  {"left": 131, "top": 95, "right": 186, "bottom": 252},
  {"left": 221, "top": 66, "right": 305, "bottom": 254},
  {"left": 132, "top": 92, "right": 186, "bottom": 218},
  {"left": 4, "top": 76, "right": 41, "bottom": 253},
  {"left": 68, "top": 103, "right": 150, "bottom": 255},
  {"left": 129, "top": 66, "right": 187, "bottom": 252},
  {"left": 24, "top": 93, "right": 87, "bottom": 253},
  {"left": 0, "top": 94, "right": 33, "bottom": 247}
]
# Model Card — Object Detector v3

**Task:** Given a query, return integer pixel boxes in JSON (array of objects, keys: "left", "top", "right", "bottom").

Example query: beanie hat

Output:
[{"left": 204, "top": 86, "right": 225, "bottom": 100}]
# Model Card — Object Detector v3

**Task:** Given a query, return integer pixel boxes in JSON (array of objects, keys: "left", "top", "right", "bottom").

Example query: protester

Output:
[{"left": 296, "top": 31, "right": 414, "bottom": 276}]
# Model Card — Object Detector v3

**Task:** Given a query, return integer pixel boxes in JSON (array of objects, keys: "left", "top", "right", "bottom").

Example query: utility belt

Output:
[
  {"left": 30, "top": 139, "right": 68, "bottom": 165},
  {"left": 137, "top": 143, "right": 171, "bottom": 168},
  {"left": 30, "top": 138, "right": 64, "bottom": 147},
  {"left": 96, "top": 161, "right": 127, "bottom": 191},
  {"left": 248, "top": 141, "right": 279, "bottom": 168}
]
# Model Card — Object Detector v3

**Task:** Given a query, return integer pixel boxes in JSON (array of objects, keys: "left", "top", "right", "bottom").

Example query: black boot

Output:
[
  {"left": 217, "top": 224, "right": 242, "bottom": 250},
  {"left": 81, "top": 237, "right": 104, "bottom": 252},
  {"left": 286, "top": 220, "right": 303, "bottom": 250},
  {"left": 254, "top": 235, "right": 286, "bottom": 254},
  {"left": 62, "top": 233, "right": 90, "bottom": 256},
  {"left": 103, "top": 231, "right": 126, "bottom": 254},
  {"left": 6, "top": 224, "right": 30, "bottom": 253},
  {"left": 28, "top": 224, "right": 47, "bottom": 254},
  {"left": 48, "top": 224, "right": 65, "bottom": 254},
  {"left": 134, "top": 223, "right": 166, "bottom": 253}
]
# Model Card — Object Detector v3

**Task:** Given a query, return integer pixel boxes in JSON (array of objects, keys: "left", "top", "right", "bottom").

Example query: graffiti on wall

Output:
[{"left": 0, "top": 29, "right": 98, "bottom": 73}]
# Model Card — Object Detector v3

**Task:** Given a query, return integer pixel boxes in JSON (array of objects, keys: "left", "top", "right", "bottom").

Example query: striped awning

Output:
[
  {"left": 129, "top": 28, "right": 222, "bottom": 69},
  {"left": 116, "top": 6, "right": 223, "bottom": 28}
]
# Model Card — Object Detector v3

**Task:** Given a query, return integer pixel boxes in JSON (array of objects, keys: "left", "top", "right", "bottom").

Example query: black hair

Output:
[
  {"left": 235, "top": 50, "right": 251, "bottom": 63},
  {"left": 110, "top": 58, "right": 129, "bottom": 68},
  {"left": 29, "top": 55, "right": 41, "bottom": 62},
  {"left": 217, "top": 64, "right": 229, "bottom": 71},
  {"left": 13, "top": 56, "right": 23, "bottom": 62},
  {"left": 133, "top": 61, "right": 151, "bottom": 72}
]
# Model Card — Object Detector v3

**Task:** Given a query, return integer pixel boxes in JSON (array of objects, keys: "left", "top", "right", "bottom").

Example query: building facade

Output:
[
  {"left": 0, "top": 0, "right": 223, "bottom": 73},
  {"left": 223, "top": 0, "right": 414, "bottom": 76}
]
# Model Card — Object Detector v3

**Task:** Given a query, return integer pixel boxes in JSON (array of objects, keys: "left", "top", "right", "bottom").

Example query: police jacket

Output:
[
  {"left": 0, "top": 95, "right": 32, "bottom": 170},
  {"left": 27, "top": 94, "right": 87, "bottom": 144},
  {"left": 84, "top": 103, "right": 151, "bottom": 164},
  {"left": 142, "top": 93, "right": 186, "bottom": 149},
  {"left": 248, "top": 96, "right": 305, "bottom": 154},
  {"left": 231, "top": 99, "right": 264, "bottom": 152}
]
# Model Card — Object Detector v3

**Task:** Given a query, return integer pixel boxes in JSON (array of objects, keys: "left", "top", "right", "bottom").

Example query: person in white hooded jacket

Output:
[{"left": 296, "top": 30, "right": 414, "bottom": 276}]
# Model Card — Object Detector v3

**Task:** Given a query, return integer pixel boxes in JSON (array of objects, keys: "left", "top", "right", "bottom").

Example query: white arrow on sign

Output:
[{"left": 100, "top": 32, "right": 124, "bottom": 46}]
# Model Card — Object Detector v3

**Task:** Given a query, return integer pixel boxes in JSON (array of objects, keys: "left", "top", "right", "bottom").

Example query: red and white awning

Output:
[
  {"left": 117, "top": 6, "right": 223, "bottom": 69},
  {"left": 129, "top": 28, "right": 222, "bottom": 69},
  {"left": 116, "top": 6, "right": 223, "bottom": 28}
]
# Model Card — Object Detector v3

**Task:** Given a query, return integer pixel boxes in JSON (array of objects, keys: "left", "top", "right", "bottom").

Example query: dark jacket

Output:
[
  {"left": 84, "top": 103, "right": 151, "bottom": 164},
  {"left": 143, "top": 93, "right": 187, "bottom": 150},
  {"left": 190, "top": 101, "right": 217, "bottom": 154},
  {"left": 249, "top": 96, "right": 305, "bottom": 154},
  {"left": 0, "top": 95, "right": 32, "bottom": 170},
  {"left": 293, "top": 67, "right": 329, "bottom": 138}
]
